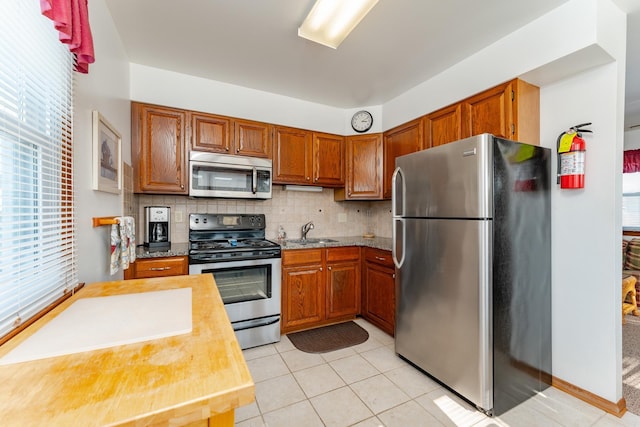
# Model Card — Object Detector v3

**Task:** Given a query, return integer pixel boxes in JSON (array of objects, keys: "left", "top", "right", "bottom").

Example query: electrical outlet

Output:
[
  {"left": 175, "top": 211, "right": 184, "bottom": 223},
  {"left": 338, "top": 213, "right": 347, "bottom": 223}
]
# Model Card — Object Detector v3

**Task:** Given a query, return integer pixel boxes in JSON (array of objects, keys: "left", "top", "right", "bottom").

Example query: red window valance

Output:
[
  {"left": 40, "top": 0, "right": 95, "bottom": 73},
  {"left": 624, "top": 149, "right": 640, "bottom": 173}
]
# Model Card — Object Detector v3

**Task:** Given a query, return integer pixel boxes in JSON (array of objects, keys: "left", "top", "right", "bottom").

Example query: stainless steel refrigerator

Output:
[{"left": 392, "top": 133, "right": 551, "bottom": 416}]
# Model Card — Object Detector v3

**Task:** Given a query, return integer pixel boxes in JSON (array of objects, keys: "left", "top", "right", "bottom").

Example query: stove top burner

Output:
[
  {"left": 188, "top": 213, "right": 280, "bottom": 263},
  {"left": 190, "top": 238, "right": 280, "bottom": 252}
]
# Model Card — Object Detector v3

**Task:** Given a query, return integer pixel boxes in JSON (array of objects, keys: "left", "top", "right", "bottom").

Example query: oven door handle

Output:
[
  {"left": 233, "top": 316, "right": 280, "bottom": 331},
  {"left": 252, "top": 167, "right": 257, "bottom": 194}
]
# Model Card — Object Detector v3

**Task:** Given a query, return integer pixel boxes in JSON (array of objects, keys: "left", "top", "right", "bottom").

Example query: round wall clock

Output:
[{"left": 351, "top": 110, "right": 373, "bottom": 133}]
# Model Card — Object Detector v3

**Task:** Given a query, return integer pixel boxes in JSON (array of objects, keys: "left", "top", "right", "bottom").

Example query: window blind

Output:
[
  {"left": 623, "top": 172, "right": 640, "bottom": 230},
  {"left": 0, "top": 1, "right": 77, "bottom": 337}
]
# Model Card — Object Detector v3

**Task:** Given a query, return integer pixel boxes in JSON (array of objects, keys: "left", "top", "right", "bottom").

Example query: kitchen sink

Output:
[{"left": 285, "top": 238, "right": 338, "bottom": 245}]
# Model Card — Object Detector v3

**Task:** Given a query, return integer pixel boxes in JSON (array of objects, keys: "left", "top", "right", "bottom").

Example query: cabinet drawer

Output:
[
  {"left": 326, "top": 246, "right": 360, "bottom": 262},
  {"left": 364, "top": 248, "right": 393, "bottom": 267},
  {"left": 282, "top": 249, "right": 323, "bottom": 266},
  {"left": 124, "top": 256, "right": 188, "bottom": 279}
]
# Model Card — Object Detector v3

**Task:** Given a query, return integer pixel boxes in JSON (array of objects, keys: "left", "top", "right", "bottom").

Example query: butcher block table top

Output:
[{"left": 0, "top": 274, "right": 254, "bottom": 427}]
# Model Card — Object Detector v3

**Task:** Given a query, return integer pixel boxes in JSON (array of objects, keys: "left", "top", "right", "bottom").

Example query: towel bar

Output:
[{"left": 92, "top": 217, "right": 119, "bottom": 227}]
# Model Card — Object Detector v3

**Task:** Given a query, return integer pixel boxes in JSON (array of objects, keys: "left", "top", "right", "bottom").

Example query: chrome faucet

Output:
[{"left": 301, "top": 221, "right": 314, "bottom": 241}]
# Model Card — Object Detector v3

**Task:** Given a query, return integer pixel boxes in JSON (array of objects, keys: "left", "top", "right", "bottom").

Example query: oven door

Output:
[{"left": 189, "top": 257, "right": 281, "bottom": 324}]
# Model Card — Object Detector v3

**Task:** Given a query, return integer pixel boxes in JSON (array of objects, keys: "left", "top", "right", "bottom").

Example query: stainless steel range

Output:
[{"left": 188, "top": 213, "right": 281, "bottom": 349}]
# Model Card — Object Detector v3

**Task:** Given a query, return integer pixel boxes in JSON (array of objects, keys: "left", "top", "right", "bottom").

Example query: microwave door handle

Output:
[{"left": 252, "top": 167, "right": 257, "bottom": 194}]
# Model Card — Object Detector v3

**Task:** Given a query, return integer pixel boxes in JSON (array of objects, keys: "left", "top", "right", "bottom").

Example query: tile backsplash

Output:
[{"left": 134, "top": 186, "right": 392, "bottom": 243}]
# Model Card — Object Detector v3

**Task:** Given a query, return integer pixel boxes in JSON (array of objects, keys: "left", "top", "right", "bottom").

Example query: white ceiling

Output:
[{"left": 104, "top": 0, "right": 640, "bottom": 128}]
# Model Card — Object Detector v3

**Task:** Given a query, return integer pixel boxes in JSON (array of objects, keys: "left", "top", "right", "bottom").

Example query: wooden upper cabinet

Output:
[
  {"left": 234, "top": 119, "right": 271, "bottom": 158},
  {"left": 424, "top": 78, "right": 540, "bottom": 148},
  {"left": 383, "top": 117, "right": 425, "bottom": 199},
  {"left": 190, "top": 112, "right": 232, "bottom": 153},
  {"left": 425, "top": 103, "right": 466, "bottom": 148},
  {"left": 190, "top": 113, "right": 270, "bottom": 157},
  {"left": 463, "top": 81, "right": 512, "bottom": 140},
  {"left": 132, "top": 102, "right": 188, "bottom": 194},
  {"left": 272, "top": 125, "right": 313, "bottom": 184},
  {"left": 273, "top": 128, "right": 344, "bottom": 187},
  {"left": 462, "top": 78, "right": 540, "bottom": 145},
  {"left": 313, "top": 132, "right": 344, "bottom": 187},
  {"left": 335, "top": 133, "right": 383, "bottom": 200}
]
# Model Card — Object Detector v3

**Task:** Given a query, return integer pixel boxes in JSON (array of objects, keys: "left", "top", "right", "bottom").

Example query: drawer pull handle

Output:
[
  {"left": 149, "top": 267, "right": 171, "bottom": 271},
  {"left": 392, "top": 273, "right": 396, "bottom": 279},
  {"left": 375, "top": 256, "right": 386, "bottom": 261}
]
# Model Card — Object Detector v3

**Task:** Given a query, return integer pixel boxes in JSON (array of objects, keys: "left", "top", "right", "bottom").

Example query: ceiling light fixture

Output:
[{"left": 298, "top": 0, "right": 379, "bottom": 49}]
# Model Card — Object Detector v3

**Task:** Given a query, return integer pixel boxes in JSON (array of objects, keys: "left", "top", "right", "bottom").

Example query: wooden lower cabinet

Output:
[
  {"left": 282, "top": 247, "right": 360, "bottom": 333},
  {"left": 362, "top": 248, "right": 396, "bottom": 336},
  {"left": 282, "top": 250, "right": 324, "bottom": 331},
  {"left": 326, "top": 247, "right": 360, "bottom": 319},
  {"left": 123, "top": 256, "right": 188, "bottom": 280}
]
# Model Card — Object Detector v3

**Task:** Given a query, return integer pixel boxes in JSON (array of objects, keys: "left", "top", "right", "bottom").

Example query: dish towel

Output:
[{"left": 110, "top": 216, "right": 136, "bottom": 275}]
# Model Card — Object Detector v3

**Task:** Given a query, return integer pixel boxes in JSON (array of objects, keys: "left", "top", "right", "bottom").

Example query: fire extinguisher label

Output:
[
  {"left": 560, "top": 151, "right": 585, "bottom": 175},
  {"left": 558, "top": 132, "right": 576, "bottom": 153}
]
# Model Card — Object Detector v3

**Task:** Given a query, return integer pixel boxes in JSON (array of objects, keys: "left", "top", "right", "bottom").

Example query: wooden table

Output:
[{"left": 0, "top": 275, "right": 254, "bottom": 426}]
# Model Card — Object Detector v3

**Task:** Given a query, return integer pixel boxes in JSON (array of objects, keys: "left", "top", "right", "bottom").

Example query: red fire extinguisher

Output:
[{"left": 556, "top": 122, "right": 592, "bottom": 189}]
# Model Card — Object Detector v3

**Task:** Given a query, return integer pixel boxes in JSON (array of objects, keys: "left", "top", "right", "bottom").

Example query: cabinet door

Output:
[
  {"left": 363, "top": 261, "right": 395, "bottom": 336},
  {"left": 132, "top": 102, "right": 188, "bottom": 194},
  {"left": 282, "top": 265, "right": 324, "bottom": 331},
  {"left": 383, "top": 118, "right": 424, "bottom": 199},
  {"left": 326, "top": 260, "right": 360, "bottom": 319},
  {"left": 425, "top": 103, "right": 467, "bottom": 148},
  {"left": 190, "top": 112, "right": 232, "bottom": 153},
  {"left": 462, "top": 81, "right": 513, "bottom": 139},
  {"left": 339, "top": 134, "right": 383, "bottom": 200},
  {"left": 313, "top": 132, "right": 344, "bottom": 187},
  {"left": 272, "top": 126, "right": 313, "bottom": 184},
  {"left": 326, "top": 247, "right": 360, "bottom": 319},
  {"left": 234, "top": 119, "right": 271, "bottom": 158}
]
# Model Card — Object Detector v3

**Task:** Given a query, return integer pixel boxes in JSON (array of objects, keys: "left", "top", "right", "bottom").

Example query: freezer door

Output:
[
  {"left": 394, "top": 134, "right": 493, "bottom": 219},
  {"left": 395, "top": 217, "right": 493, "bottom": 412}
]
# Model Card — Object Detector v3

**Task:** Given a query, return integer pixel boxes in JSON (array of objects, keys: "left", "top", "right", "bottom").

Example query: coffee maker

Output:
[{"left": 144, "top": 206, "right": 170, "bottom": 248}]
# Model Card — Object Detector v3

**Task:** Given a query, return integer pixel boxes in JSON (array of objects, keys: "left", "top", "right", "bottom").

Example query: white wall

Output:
[
  {"left": 129, "top": 65, "right": 365, "bottom": 135},
  {"left": 543, "top": 62, "right": 624, "bottom": 402},
  {"left": 624, "top": 128, "right": 640, "bottom": 150},
  {"left": 381, "top": 0, "right": 626, "bottom": 404},
  {"left": 74, "top": 0, "right": 130, "bottom": 284}
]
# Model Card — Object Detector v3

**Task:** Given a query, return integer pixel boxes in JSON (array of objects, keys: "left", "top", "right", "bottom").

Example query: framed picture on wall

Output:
[{"left": 92, "top": 110, "right": 122, "bottom": 194}]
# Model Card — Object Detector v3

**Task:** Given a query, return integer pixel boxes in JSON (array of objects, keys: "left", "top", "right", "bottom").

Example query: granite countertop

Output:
[
  {"left": 135, "top": 242, "right": 190, "bottom": 259},
  {"left": 278, "top": 236, "right": 393, "bottom": 251},
  {"left": 135, "top": 237, "right": 393, "bottom": 259}
]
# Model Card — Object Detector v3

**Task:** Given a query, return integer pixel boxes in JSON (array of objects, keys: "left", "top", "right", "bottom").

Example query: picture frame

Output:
[{"left": 92, "top": 110, "right": 122, "bottom": 194}]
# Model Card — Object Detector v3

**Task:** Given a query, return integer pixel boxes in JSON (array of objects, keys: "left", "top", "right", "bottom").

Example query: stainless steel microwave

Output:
[{"left": 189, "top": 152, "right": 272, "bottom": 199}]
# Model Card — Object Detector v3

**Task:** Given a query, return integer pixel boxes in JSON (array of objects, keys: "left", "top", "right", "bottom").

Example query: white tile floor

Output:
[{"left": 237, "top": 319, "right": 640, "bottom": 427}]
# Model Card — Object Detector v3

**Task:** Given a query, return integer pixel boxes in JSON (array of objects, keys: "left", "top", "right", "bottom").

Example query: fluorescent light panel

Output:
[
  {"left": 284, "top": 185, "right": 323, "bottom": 192},
  {"left": 298, "top": 0, "right": 379, "bottom": 49}
]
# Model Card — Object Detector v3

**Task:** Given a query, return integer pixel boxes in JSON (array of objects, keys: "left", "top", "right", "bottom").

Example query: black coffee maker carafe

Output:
[{"left": 144, "top": 206, "right": 170, "bottom": 248}]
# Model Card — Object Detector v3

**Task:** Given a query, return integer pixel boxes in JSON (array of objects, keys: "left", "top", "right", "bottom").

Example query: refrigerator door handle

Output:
[
  {"left": 392, "top": 167, "right": 405, "bottom": 217},
  {"left": 392, "top": 218, "right": 405, "bottom": 269}
]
